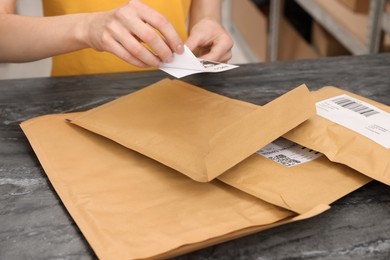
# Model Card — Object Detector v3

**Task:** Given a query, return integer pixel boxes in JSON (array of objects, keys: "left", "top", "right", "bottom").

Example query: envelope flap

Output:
[{"left": 206, "top": 84, "right": 316, "bottom": 180}]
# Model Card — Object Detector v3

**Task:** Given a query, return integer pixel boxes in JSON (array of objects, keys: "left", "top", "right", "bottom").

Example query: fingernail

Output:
[{"left": 176, "top": 44, "right": 184, "bottom": 54}]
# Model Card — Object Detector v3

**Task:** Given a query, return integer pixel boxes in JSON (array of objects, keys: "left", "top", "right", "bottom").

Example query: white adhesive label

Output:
[
  {"left": 316, "top": 94, "right": 390, "bottom": 149},
  {"left": 159, "top": 45, "right": 238, "bottom": 78},
  {"left": 257, "top": 138, "right": 323, "bottom": 167}
]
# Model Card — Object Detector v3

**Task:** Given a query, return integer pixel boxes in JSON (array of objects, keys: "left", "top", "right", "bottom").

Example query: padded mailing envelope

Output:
[
  {"left": 69, "top": 79, "right": 316, "bottom": 182},
  {"left": 219, "top": 137, "right": 371, "bottom": 214},
  {"left": 284, "top": 87, "right": 390, "bottom": 185},
  {"left": 20, "top": 113, "right": 328, "bottom": 259}
]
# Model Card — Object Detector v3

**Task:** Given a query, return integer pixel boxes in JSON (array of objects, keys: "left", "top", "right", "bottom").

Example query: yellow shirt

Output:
[{"left": 42, "top": 0, "right": 191, "bottom": 76}]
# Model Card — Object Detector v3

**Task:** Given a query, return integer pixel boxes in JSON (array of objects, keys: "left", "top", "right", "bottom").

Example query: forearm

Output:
[
  {"left": 0, "top": 0, "right": 184, "bottom": 67},
  {"left": 0, "top": 13, "right": 91, "bottom": 62},
  {"left": 188, "top": 0, "right": 222, "bottom": 29}
]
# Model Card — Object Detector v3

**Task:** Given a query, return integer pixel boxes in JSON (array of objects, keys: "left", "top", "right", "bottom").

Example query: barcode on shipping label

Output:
[
  {"left": 316, "top": 94, "right": 390, "bottom": 149},
  {"left": 331, "top": 96, "right": 379, "bottom": 117},
  {"left": 257, "top": 138, "right": 322, "bottom": 167},
  {"left": 268, "top": 154, "right": 301, "bottom": 167}
]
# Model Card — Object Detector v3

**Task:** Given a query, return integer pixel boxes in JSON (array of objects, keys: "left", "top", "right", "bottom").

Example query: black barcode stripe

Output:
[{"left": 332, "top": 97, "right": 379, "bottom": 117}]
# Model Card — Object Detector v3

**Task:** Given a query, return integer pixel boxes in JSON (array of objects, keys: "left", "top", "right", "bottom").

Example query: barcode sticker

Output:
[
  {"left": 331, "top": 96, "right": 380, "bottom": 117},
  {"left": 257, "top": 138, "right": 323, "bottom": 167},
  {"left": 316, "top": 94, "right": 390, "bottom": 148}
]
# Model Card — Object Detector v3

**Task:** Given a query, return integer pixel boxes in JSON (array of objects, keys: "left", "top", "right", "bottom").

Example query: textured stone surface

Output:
[{"left": 1, "top": 53, "right": 390, "bottom": 259}]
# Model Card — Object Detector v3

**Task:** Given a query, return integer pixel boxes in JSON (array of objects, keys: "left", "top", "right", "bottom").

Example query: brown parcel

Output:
[
  {"left": 66, "top": 78, "right": 369, "bottom": 215},
  {"left": 20, "top": 114, "right": 329, "bottom": 260},
  {"left": 284, "top": 87, "right": 390, "bottom": 186},
  {"left": 69, "top": 79, "right": 315, "bottom": 182},
  {"left": 219, "top": 138, "right": 371, "bottom": 214}
]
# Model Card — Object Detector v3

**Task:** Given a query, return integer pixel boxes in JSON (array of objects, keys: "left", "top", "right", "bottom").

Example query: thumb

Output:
[{"left": 185, "top": 34, "right": 201, "bottom": 52}]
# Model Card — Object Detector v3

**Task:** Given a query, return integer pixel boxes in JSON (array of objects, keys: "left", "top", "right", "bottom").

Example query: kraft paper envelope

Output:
[
  {"left": 69, "top": 79, "right": 315, "bottom": 182},
  {"left": 20, "top": 114, "right": 329, "bottom": 259},
  {"left": 284, "top": 87, "right": 390, "bottom": 185},
  {"left": 219, "top": 137, "right": 371, "bottom": 214}
]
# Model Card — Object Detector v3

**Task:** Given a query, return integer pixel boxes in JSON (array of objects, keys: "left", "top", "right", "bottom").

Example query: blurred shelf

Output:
[{"left": 267, "top": 0, "right": 390, "bottom": 61}]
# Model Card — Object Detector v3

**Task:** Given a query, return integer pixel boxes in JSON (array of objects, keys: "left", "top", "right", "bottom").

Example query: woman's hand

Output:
[
  {"left": 0, "top": 0, "right": 184, "bottom": 64},
  {"left": 85, "top": 0, "right": 184, "bottom": 67},
  {"left": 185, "top": 0, "right": 233, "bottom": 63},
  {"left": 185, "top": 18, "right": 233, "bottom": 63}
]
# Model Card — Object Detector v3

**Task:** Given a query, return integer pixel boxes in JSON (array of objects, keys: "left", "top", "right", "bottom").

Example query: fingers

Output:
[
  {"left": 112, "top": 22, "right": 163, "bottom": 66},
  {"left": 115, "top": 0, "right": 183, "bottom": 64},
  {"left": 201, "top": 50, "right": 232, "bottom": 64},
  {"left": 186, "top": 34, "right": 233, "bottom": 63},
  {"left": 87, "top": 0, "right": 185, "bottom": 68},
  {"left": 125, "top": 17, "right": 173, "bottom": 63},
  {"left": 184, "top": 34, "right": 200, "bottom": 54},
  {"left": 220, "top": 52, "right": 233, "bottom": 63},
  {"left": 95, "top": 13, "right": 160, "bottom": 67},
  {"left": 199, "top": 39, "right": 233, "bottom": 63},
  {"left": 129, "top": 0, "right": 184, "bottom": 54},
  {"left": 186, "top": 19, "right": 234, "bottom": 63},
  {"left": 104, "top": 35, "right": 149, "bottom": 67}
]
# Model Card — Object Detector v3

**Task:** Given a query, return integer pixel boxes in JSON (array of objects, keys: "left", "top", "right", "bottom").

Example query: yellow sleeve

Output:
[{"left": 42, "top": 0, "right": 191, "bottom": 76}]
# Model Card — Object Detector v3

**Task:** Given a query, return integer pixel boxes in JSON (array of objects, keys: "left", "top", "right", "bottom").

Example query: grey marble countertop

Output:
[{"left": 1, "top": 53, "right": 390, "bottom": 259}]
